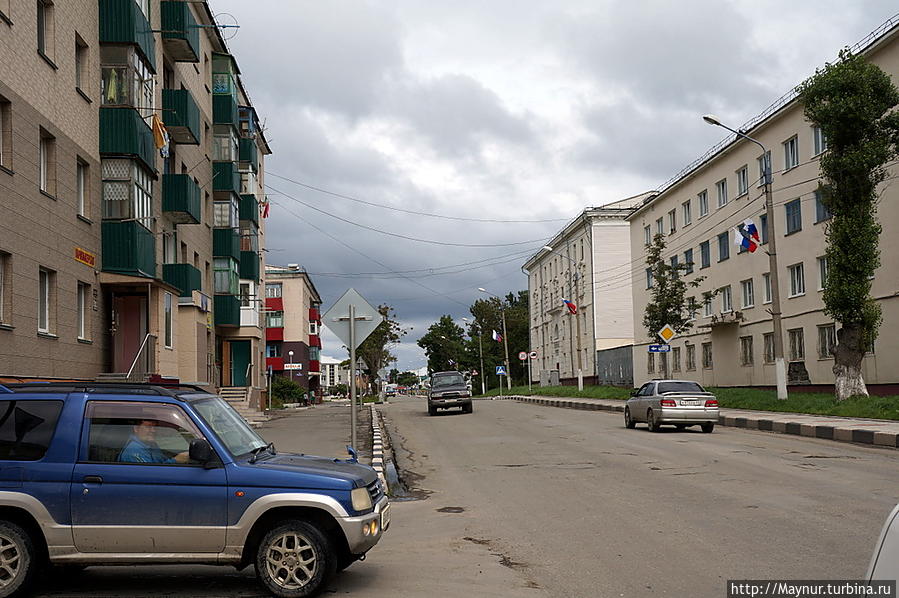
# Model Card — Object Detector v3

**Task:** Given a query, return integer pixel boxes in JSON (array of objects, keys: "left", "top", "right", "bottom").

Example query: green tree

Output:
[
  {"left": 417, "top": 315, "right": 467, "bottom": 372},
  {"left": 396, "top": 371, "right": 419, "bottom": 387},
  {"left": 468, "top": 291, "right": 529, "bottom": 388},
  {"left": 271, "top": 375, "right": 305, "bottom": 408},
  {"left": 797, "top": 49, "right": 899, "bottom": 399},
  {"left": 642, "top": 234, "right": 704, "bottom": 379},
  {"left": 357, "top": 304, "right": 408, "bottom": 395}
]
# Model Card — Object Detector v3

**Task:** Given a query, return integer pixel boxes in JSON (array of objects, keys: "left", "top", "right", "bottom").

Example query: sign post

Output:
[
  {"left": 495, "top": 365, "right": 507, "bottom": 400},
  {"left": 528, "top": 351, "right": 538, "bottom": 394},
  {"left": 656, "top": 324, "right": 676, "bottom": 378}
]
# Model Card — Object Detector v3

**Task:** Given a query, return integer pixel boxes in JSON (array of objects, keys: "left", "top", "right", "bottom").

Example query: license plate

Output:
[
  {"left": 680, "top": 400, "right": 701, "bottom": 406},
  {"left": 381, "top": 504, "right": 391, "bottom": 531}
]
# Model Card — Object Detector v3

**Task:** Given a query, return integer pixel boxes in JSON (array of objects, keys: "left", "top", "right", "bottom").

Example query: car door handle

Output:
[{"left": 82, "top": 476, "right": 103, "bottom": 484}]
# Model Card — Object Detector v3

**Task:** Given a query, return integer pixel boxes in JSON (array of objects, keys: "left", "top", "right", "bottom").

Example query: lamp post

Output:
[
  {"left": 543, "top": 244, "right": 584, "bottom": 391},
  {"left": 463, "top": 317, "right": 486, "bottom": 396},
  {"left": 478, "top": 288, "right": 510, "bottom": 394},
  {"left": 702, "top": 114, "right": 788, "bottom": 400},
  {"left": 287, "top": 350, "right": 295, "bottom": 384}
]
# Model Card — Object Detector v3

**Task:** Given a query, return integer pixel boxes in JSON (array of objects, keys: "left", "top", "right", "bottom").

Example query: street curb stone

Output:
[{"left": 369, "top": 405, "right": 387, "bottom": 488}]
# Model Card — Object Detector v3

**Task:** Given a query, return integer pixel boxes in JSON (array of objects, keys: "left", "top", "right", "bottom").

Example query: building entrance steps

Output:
[
  {"left": 505, "top": 395, "right": 899, "bottom": 449},
  {"left": 220, "top": 386, "right": 269, "bottom": 427}
]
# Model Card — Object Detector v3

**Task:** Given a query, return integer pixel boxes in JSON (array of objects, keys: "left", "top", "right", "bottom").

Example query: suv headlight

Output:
[{"left": 351, "top": 487, "right": 373, "bottom": 511}]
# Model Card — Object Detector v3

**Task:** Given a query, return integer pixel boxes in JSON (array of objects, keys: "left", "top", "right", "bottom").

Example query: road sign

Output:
[
  {"left": 657, "top": 324, "right": 676, "bottom": 343},
  {"left": 495, "top": 366, "right": 507, "bottom": 376},
  {"left": 518, "top": 351, "right": 527, "bottom": 361},
  {"left": 323, "top": 288, "right": 384, "bottom": 350},
  {"left": 529, "top": 351, "right": 538, "bottom": 359},
  {"left": 648, "top": 344, "right": 671, "bottom": 353},
  {"left": 471, "top": 369, "right": 478, "bottom": 376},
  {"left": 284, "top": 363, "right": 303, "bottom": 370}
]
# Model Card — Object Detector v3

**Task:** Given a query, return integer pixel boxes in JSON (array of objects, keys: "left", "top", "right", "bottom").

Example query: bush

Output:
[{"left": 271, "top": 375, "right": 306, "bottom": 408}]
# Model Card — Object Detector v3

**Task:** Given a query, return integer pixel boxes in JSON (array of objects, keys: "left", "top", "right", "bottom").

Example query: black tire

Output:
[
  {"left": 428, "top": 405, "right": 436, "bottom": 416},
  {"left": 0, "top": 520, "right": 38, "bottom": 598},
  {"left": 675, "top": 424, "right": 687, "bottom": 431},
  {"left": 255, "top": 519, "right": 336, "bottom": 598},
  {"left": 647, "top": 409, "right": 661, "bottom": 433},
  {"left": 464, "top": 403, "right": 473, "bottom": 414},
  {"left": 701, "top": 422, "right": 715, "bottom": 433},
  {"left": 624, "top": 407, "right": 636, "bottom": 429}
]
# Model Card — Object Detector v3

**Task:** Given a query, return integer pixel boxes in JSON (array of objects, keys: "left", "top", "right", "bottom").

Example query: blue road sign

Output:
[
  {"left": 496, "top": 366, "right": 507, "bottom": 375},
  {"left": 648, "top": 344, "right": 671, "bottom": 353}
]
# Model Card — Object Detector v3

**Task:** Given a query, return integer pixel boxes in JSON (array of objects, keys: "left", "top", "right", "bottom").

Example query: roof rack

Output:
[{"left": 3, "top": 382, "right": 214, "bottom": 398}]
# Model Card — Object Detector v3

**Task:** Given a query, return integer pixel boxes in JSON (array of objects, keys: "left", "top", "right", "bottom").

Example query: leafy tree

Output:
[
  {"left": 356, "top": 304, "right": 408, "bottom": 395},
  {"left": 271, "top": 375, "right": 305, "bottom": 408},
  {"left": 642, "top": 234, "right": 704, "bottom": 379},
  {"left": 468, "top": 291, "right": 529, "bottom": 388},
  {"left": 331, "top": 383, "right": 348, "bottom": 397},
  {"left": 396, "top": 371, "right": 419, "bottom": 387},
  {"left": 797, "top": 49, "right": 899, "bottom": 399},
  {"left": 388, "top": 368, "right": 400, "bottom": 383},
  {"left": 417, "top": 315, "right": 467, "bottom": 372}
]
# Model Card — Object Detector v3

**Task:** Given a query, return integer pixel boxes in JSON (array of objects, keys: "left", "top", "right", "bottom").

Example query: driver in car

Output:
[{"left": 119, "top": 419, "right": 189, "bottom": 464}]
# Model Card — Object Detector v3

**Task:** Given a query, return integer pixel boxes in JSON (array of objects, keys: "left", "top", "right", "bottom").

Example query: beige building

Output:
[
  {"left": 627, "top": 17, "right": 899, "bottom": 390},
  {"left": 0, "top": 0, "right": 270, "bottom": 401},
  {"left": 524, "top": 195, "right": 649, "bottom": 386}
]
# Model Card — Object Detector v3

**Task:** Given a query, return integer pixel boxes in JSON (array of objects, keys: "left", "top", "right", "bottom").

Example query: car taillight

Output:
[
  {"left": 660, "top": 399, "right": 676, "bottom": 407},
  {"left": 705, "top": 399, "right": 718, "bottom": 407}
]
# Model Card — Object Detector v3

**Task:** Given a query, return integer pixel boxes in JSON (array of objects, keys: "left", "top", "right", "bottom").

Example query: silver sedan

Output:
[{"left": 624, "top": 380, "right": 719, "bottom": 433}]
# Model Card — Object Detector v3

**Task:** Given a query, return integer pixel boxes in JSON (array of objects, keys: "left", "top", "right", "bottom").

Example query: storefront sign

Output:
[{"left": 74, "top": 247, "right": 96, "bottom": 268}]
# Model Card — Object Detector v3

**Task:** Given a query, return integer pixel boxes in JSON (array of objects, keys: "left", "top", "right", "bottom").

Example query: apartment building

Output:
[
  {"left": 0, "top": 0, "right": 270, "bottom": 396},
  {"left": 320, "top": 355, "right": 341, "bottom": 393},
  {"left": 627, "top": 16, "right": 899, "bottom": 389},
  {"left": 264, "top": 265, "right": 324, "bottom": 401},
  {"left": 523, "top": 194, "right": 650, "bottom": 387}
]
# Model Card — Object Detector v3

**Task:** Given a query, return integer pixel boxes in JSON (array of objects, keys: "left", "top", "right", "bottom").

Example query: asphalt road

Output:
[{"left": 33, "top": 396, "right": 899, "bottom": 597}]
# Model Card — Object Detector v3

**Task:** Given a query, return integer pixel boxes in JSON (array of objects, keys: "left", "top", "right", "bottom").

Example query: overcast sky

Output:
[{"left": 212, "top": 1, "right": 898, "bottom": 373}]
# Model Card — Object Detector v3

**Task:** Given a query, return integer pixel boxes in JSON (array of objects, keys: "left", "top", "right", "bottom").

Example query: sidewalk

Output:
[
  {"left": 259, "top": 400, "right": 375, "bottom": 463},
  {"left": 504, "top": 395, "right": 899, "bottom": 448}
]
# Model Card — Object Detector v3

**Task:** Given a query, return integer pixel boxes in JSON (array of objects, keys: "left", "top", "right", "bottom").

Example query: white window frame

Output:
[
  {"left": 686, "top": 344, "right": 696, "bottom": 371},
  {"left": 757, "top": 151, "right": 771, "bottom": 188},
  {"left": 0, "top": 98, "right": 9, "bottom": 169},
  {"left": 763, "top": 272, "right": 772, "bottom": 304},
  {"left": 716, "top": 179, "right": 728, "bottom": 208},
  {"left": 164, "top": 291, "right": 173, "bottom": 348},
  {"left": 667, "top": 209, "right": 676, "bottom": 234},
  {"left": 265, "top": 282, "right": 282, "bottom": 298},
  {"left": 813, "top": 126, "right": 828, "bottom": 156},
  {"left": 764, "top": 332, "right": 775, "bottom": 364},
  {"left": 38, "top": 268, "right": 50, "bottom": 333},
  {"left": 736, "top": 166, "right": 748, "bottom": 197},
  {"left": 817, "top": 256, "right": 829, "bottom": 291},
  {"left": 789, "top": 263, "right": 805, "bottom": 298},
  {"left": 789, "top": 328, "right": 805, "bottom": 361},
  {"left": 698, "top": 190, "right": 709, "bottom": 218},
  {"left": 39, "top": 136, "right": 49, "bottom": 192},
  {"left": 741, "top": 279, "right": 754, "bottom": 309},
  {"left": 77, "top": 282, "right": 88, "bottom": 340},
  {"left": 720, "top": 285, "right": 732, "bottom": 314},
  {"left": 784, "top": 136, "right": 799, "bottom": 170},
  {"left": 655, "top": 218, "right": 663, "bottom": 236},
  {"left": 0, "top": 253, "right": 7, "bottom": 324},
  {"left": 644, "top": 225, "right": 651, "bottom": 246},
  {"left": 682, "top": 200, "right": 692, "bottom": 226},
  {"left": 818, "top": 324, "right": 836, "bottom": 359},
  {"left": 703, "top": 296, "right": 713, "bottom": 318},
  {"left": 76, "top": 160, "right": 87, "bottom": 217}
]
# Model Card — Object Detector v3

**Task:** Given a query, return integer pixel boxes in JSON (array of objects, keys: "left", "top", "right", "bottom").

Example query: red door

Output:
[{"left": 112, "top": 295, "right": 148, "bottom": 373}]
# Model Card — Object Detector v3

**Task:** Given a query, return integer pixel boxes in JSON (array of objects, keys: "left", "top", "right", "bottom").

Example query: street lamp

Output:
[
  {"left": 702, "top": 114, "right": 788, "bottom": 400},
  {"left": 478, "top": 287, "right": 511, "bottom": 394},
  {"left": 543, "top": 244, "right": 584, "bottom": 391},
  {"left": 287, "top": 350, "right": 295, "bottom": 384},
  {"left": 463, "top": 317, "right": 486, "bottom": 396}
]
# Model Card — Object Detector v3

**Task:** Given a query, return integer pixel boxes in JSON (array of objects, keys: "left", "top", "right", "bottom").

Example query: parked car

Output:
[
  {"left": 428, "top": 371, "right": 473, "bottom": 415},
  {"left": 625, "top": 380, "right": 719, "bottom": 433},
  {"left": 867, "top": 503, "right": 899, "bottom": 587},
  {"left": 0, "top": 382, "right": 390, "bottom": 598}
]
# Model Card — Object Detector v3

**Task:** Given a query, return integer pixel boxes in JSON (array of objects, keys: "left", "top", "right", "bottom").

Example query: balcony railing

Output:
[
  {"left": 162, "top": 174, "right": 201, "bottom": 224},
  {"left": 213, "top": 161, "right": 240, "bottom": 194},
  {"left": 99, "top": 107, "right": 156, "bottom": 173},
  {"left": 240, "top": 250, "right": 260, "bottom": 281},
  {"left": 213, "top": 228, "right": 240, "bottom": 261},
  {"left": 239, "top": 194, "right": 259, "bottom": 225},
  {"left": 239, "top": 137, "right": 258, "bottom": 173},
  {"left": 214, "top": 294, "right": 241, "bottom": 327},
  {"left": 213, "top": 94, "right": 239, "bottom": 130},
  {"left": 160, "top": 1, "right": 200, "bottom": 63},
  {"left": 162, "top": 263, "right": 202, "bottom": 297},
  {"left": 101, "top": 220, "right": 156, "bottom": 278},
  {"left": 99, "top": 0, "right": 156, "bottom": 70},
  {"left": 162, "top": 89, "right": 200, "bottom": 145}
]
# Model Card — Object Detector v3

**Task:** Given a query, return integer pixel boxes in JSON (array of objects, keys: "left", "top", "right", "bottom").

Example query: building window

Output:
[
  {"left": 716, "top": 178, "right": 728, "bottom": 208},
  {"left": 0, "top": 96, "right": 10, "bottom": 170},
  {"left": 655, "top": 218, "right": 663, "bottom": 236},
  {"left": 645, "top": 268, "right": 653, "bottom": 289},
  {"left": 817, "top": 256, "right": 829, "bottom": 290},
  {"left": 789, "top": 263, "right": 805, "bottom": 297},
  {"left": 162, "top": 230, "right": 176, "bottom": 265},
  {"left": 785, "top": 199, "right": 802, "bottom": 234},
  {"left": 643, "top": 225, "right": 651, "bottom": 246},
  {"left": 686, "top": 345, "right": 696, "bottom": 371},
  {"left": 0, "top": 252, "right": 10, "bottom": 325},
  {"left": 683, "top": 249, "right": 694, "bottom": 274},
  {"left": 102, "top": 159, "right": 153, "bottom": 229},
  {"left": 101, "top": 46, "right": 154, "bottom": 118},
  {"left": 213, "top": 258, "right": 238, "bottom": 295},
  {"left": 763, "top": 333, "right": 775, "bottom": 364},
  {"left": 717, "top": 232, "right": 729, "bottom": 262},
  {"left": 784, "top": 135, "right": 799, "bottom": 170},
  {"left": 213, "top": 126, "right": 238, "bottom": 162},
  {"left": 77, "top": 282, "right": 89, "bottom": 340},
  {"left": 310, "top": 321, "right": 319, "bottom": 335},
  {"left": 265, "top": 282, "right": 282, "bottom": 298},
  {"left": 672, "top": 347, "right": 681, "bottom": 372},
  {"left": 789, "top": 328, "right": 805, "bottom": 361},
  {"left": 38, "top": 267, "right": 53, "bottom": 333},
  {"left": 667, "top": 209, "right": 676, "bottom": 234},
  {"left": 239, "top": 283, "right": 250, "bottom": 307},
  {"left": 700, "top": 241, "right": 710, "bottom": 269},
  {"left": 813, "top": 126, "right": 828, "bottom": 156},
  {"left": 763, "top": 272, "right": 772, "bottom": 304},
  {"left": 164, "top": 292, "right": 173, "bottom": 348},
  {"left": 740, "top": 336, "right": 753, "bottom": 366},
  {"left": 759, "top": 213, "right": 768, "bottom": 244},
  {"left": 265, "top": 343, "right": 281, "bottom": 358},
  {"left": 76, "top": 159, "right": 88, "bottom": 218},
  {"left": 818, "top": 324, "right": 836, "bottom": 359},
  {"left": 266, "top": 310, "right": 283, "bottom": 328},
  {"left": 736, "top": 166, "right": 748, "bottom": 197},
  {"left": 682, "top": 200, "right": 692, "bottom": 226},
  {"left": 703, "top": 296, "right": 713, "bottom": 318},
  {"left": 647, "top": 352, "right": 654, "bottom": 374},
  {"left": 698, "top": 190, "right": 709, "bottom": 217},
  {"left": 39, "top": 129, "right": 56, "bottom": 196},
  {"left": 720, "top": 285, "right": 732, "bottom": 313},
  {"left": 75, "top": 35, "right": 88, "bottom": 94},
  {"left": 814, "top": 190, "right": 832, "bottom": 223},
  {"left": 702, "top": 342, "right": 713, "bottom": 369},
  {"left": 669, "top": 255, "right": 679, "bottom": 269},
  {"left": 37, "top": 0, "right": 55, "bottom": 60},
  {"left": 741, "top": 279, "right": 754, "bottom": 308},
  {"left": 757, "top": 150, "right": 771, "bottom": 187},
  {"left": 213, "top": 199, "right": 238, "bottom": 228}
]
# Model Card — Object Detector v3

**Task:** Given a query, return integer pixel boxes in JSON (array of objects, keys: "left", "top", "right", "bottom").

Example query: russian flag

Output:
[
  {"left": 492, "top": 330, "right": 502, "bottom": 343},
  {"left": 734, "top": 219, "right": 760, "bottom": 253},
  {"left": 563, "top": 299, "right": 577, "bottom": 315}
]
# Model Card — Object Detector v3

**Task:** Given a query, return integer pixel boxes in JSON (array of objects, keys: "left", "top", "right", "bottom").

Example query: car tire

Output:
[
  {"left": 428, "top": 405, "right": 436, "bottom": 416},
  {"left": 675, "top": 424, "right": 687, "bottom": 431},
  {"left": 0, "top": 520, "right": 38, "bottom": 598},
  {"left": 647, "top": 409, "right": 661, "bottom": 433},
  {"left": 624, "top": 407, "right": 636, "bottom": 429},
  {"left": 255, "top": 519, "right": 336, "bottom": 598},
  {"left": 701, "top": 423, "right": 715, "bottom": 434},
  {"left": 465, "top": 403, "right": 473, "bottom": 414}
]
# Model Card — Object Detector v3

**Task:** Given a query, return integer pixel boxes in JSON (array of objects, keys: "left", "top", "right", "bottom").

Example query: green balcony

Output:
[
  {"left": 99, "top": 0, "right": 156, "bottom": 71},
  {"left": 162, "top": 89, "right": 200, "bottom": 145},
  {"left": 239, "top": 194, "right": 259, "bottom": 224},
  {"left": 213, "top": 228, "right": 240, "bottom": 261},
  {"left": 101, "top": 220, "right": 156, "bottom": 278},
  {"left": 162, "top": 174, "right": 201, "bottom": 224},
  {"left": 213, "top": 161, "right": 240, "bottom": 194},
  {"left": 214, "top": 294, "right": 241, "bottom": 327},
  {"left": 240, "top": 250, "right": 260, "bottom": 281},
  {"left": 161, "top": 1, "right": 200, "bottom": 63},
  {"left": 213, "top": 94, "right": 239, "bottom": 129},
  {"left": 100, "top": 107, "right": 156, "bottom": 173},
  {"left": 162, "top": 263, "right": 202, "bottom": 297},
  {"left": 239, "top": 137, "right": 258, "bottom": 173}
]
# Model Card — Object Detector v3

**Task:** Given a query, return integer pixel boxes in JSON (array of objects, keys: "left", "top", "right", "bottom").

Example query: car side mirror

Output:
[
  {"left": 631, "top": 389, "right": 639, "bottom": 397},
  {"left": 189, "top": 438, "right": 218, "bottom": 468}
]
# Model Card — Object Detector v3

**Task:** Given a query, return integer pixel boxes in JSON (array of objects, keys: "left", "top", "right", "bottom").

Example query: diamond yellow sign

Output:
[{"left": 657, "top": 324, "right": 676, "bottom": 343}]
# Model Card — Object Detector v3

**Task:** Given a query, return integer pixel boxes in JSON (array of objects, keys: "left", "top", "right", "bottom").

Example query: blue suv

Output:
[{"left": 0, "top": 383, "right": 389, "bottom": 598}]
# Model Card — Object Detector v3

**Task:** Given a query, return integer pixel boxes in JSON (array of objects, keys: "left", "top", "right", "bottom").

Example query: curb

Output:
[
  {"left": 504, "top": 395, "right": 899, "bottom": 449},
  {"left": 369, "top": 405, "right": 387, "bottom": 489}
]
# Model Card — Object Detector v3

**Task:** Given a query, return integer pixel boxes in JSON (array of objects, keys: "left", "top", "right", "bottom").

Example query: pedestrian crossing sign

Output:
[{"left": 496, "top": 366, "right": 507, "bottom": 376}]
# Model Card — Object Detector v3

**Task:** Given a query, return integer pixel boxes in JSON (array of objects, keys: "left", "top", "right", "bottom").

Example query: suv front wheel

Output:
[
  {"left": 0, "top": 521, "right": 37, "bottom": 598},
  {"left": 255, "top": 519, "right": 336, "bottom": 598}
]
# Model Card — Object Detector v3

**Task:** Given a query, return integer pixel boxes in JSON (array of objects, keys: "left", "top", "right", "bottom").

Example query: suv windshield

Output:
[
  {"left": 192, "top": 396, "right": 267, "bottom": 457},
  {"left": 432, "top": 374, "right": 465, "bottom": 387},
  {"left": 657, "top": 381, "right": 705, "bottom": 394}
]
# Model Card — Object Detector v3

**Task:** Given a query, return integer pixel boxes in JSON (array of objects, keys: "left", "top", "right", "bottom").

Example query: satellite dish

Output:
[{"left": 212, "top": 12, "right": 240, "bottom": 40}]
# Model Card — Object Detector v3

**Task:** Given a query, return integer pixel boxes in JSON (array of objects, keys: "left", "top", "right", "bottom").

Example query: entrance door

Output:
[
  {"left": 230, "top": 340, "right": 251, "bottom": 387},
  {"left": 112, "top": 295, "right": 148, "bottom": 373}
]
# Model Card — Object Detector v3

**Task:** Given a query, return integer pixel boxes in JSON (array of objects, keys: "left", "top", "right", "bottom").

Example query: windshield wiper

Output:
[{"left": 249, "top": 442, "right": 276, "bottom": 463}]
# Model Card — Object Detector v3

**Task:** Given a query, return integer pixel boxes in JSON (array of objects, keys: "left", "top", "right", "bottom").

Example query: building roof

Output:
[{"left": 265, "top": 264, "right": 323, "bottom": 304}]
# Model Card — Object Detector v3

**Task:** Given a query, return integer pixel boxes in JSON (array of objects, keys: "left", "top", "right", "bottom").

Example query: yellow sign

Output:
[
  {"left": 74, "top": 247, "right": 96, "bottom": 268},
  {"left": 657, "top": 324, "right": 676, "bottom": 343}
]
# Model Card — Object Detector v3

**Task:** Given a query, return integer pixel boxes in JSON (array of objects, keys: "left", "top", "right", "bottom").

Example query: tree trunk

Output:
[{"left": 832, "top": 324, "right": 868, "bottom": 400}]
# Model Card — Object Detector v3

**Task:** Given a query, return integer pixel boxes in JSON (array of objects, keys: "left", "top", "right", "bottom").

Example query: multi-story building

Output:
[
  {"left": 0, "top": 0, "right": 270, "bottom": 403},
  {"left": 264, "top": 265, "right": 324, "bottom": 401},
  {"left": 523, "top": 194, "right": 649, "bottom": 387},
  {"left": 320, "top": 355, "right": 341, "bottom": 393},
  {"left": 627, "top": 15, "right": 899, "bottom": 389}
]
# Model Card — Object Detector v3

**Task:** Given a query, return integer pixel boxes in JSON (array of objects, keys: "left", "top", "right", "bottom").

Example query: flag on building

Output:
[
  {"left": 261, "top": 199, "right": 271, "bottom": 218},
  {"left": 733, "top": 219, "right": 760, "bottom": 253},
  {"left": 492, "top": 329, "right": 502, "bottom": 342},
  {"left": 562, "top": 299, "right": 577, "bottom": 315}
]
